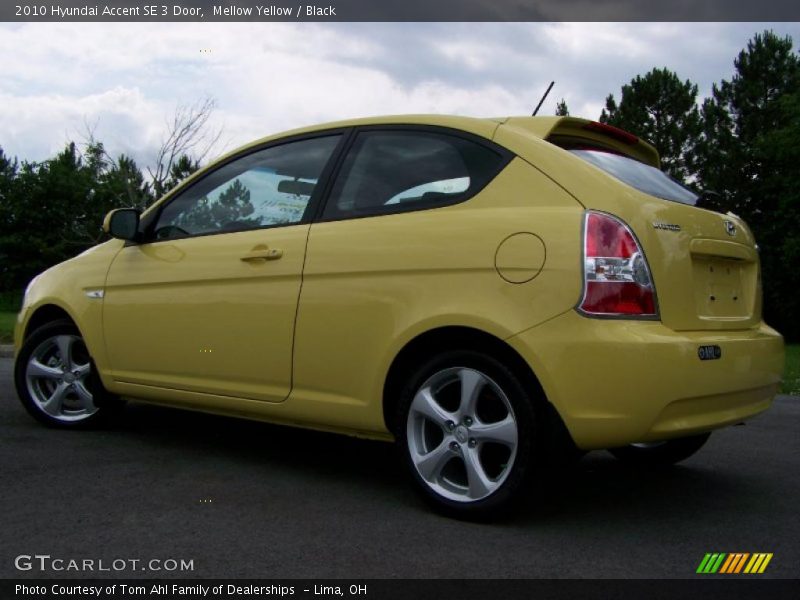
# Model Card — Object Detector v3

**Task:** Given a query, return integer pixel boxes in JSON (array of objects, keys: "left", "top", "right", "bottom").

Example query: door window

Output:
[{"left": 153, "top": 135, "right": 341, "bottom": 240}]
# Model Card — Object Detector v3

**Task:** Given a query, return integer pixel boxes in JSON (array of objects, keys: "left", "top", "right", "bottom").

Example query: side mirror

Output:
[{"left": 103, "top": 208, "right": 141, "bottom": 242}]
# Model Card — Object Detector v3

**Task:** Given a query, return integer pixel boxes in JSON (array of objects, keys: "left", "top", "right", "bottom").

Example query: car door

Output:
[
  {"left": 290, "top": 127, "right": 514, "bottom": 421},
  {"left": 102, "top": 133, "right": 344, "bottom": 403}
]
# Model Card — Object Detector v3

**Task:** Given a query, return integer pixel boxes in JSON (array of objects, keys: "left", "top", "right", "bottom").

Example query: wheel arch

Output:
[
  {"left": 20, "top": 301, "right": 118, "bottom": 399},
  {"left": 23, "top": 303, "right": 77, "bottom": 341},
  {"left": 381, "top": 326, "right": 574, "bottom": 454}
]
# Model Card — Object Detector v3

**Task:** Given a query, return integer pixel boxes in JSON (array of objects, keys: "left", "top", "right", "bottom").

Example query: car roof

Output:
[
  {"left": 146, "top": 115, "right": 659, "bottom": 215},
  {"left": 233, "top": 114, "right": 504, "bottom": 151},
  {"left": 225, "top": 114, "right": 657, "bottom": 164}
]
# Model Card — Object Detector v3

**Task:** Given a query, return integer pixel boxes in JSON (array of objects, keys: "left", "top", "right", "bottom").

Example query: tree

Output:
[
  {"left": 164, "top": 154, "right": 200, "bottom": 194},
  {"left": 0, "top": 141, "right": 152, "bottom": 292},
  {"left": 106, "top": 154, "right": 152, "bottom": 211},
  {"left": 0, "top": 144, "right": 88, "bottom": 290},
  {"left": 0, "top": 147, "right": 17, "bottom": 205},
  {"left": 600, "top": 67, "right": 701, "bottom": 182},
  {"left": 149, "top": 97, "right": 222, "bottom": 198},
  {"left": 0, "top": 97, "right": 222, "bottom": 294},
  {"left": 756, "top": 91, "right": 800, "bottom": 340},
  {"left": 555, "top": 98, "right": 569, "bottom": 116},
  {"left": 695, "top": 31, "right": 800, "bottom": 219},
  {"left": 79, "top": 122, "right": 153, "bottom": 211},
  {"left": 0, "top": 148, "right": 19, "bottom": 292}
]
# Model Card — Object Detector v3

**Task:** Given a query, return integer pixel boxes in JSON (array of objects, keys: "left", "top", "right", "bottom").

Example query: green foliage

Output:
[
  {"left": 555, "top": 99, "right": 569, "bottom": 116},
  {"left": 600, "top": 67, "right": 701, "bottom": 181},
  {"left": 0, "top": 148, "right": 18, "bottom": 203},
  {"left": 0, "top": 311, "right": 16, "bottom": 343},
  {"left": 0, "top": 141, "right": 157, "bottom": 293},
  {"left": 100, "top": 154, "right": 151, "bottom": 212},
  {"left": 0, "top": 290, "right": 21, "bottom": 311},
  {"left": 695, "top": 31, "right": 800, "bottom": 219},
  {"left": 784, "top": 345, "right": 800, "bottom": 395},
  {"left": 153, "top": 153, "right": 200, "bottom": 198}
]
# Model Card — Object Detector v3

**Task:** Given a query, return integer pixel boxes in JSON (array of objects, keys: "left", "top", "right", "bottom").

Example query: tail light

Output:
[{"left": 578, "top": 211, "right": 658, "bottom": 318}]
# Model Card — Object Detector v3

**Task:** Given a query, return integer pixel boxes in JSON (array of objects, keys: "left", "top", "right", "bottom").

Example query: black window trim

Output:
[
  {"left": 312, "top": 124, "right": 515, "bottom": 224},
  {"left": 137, "top": 127, "right": 355, "bottom": 244}
]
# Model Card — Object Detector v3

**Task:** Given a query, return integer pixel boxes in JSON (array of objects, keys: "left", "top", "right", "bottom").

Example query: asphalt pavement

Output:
[{"left": 1, "top": 357, "right": 798, "bottom": 579}]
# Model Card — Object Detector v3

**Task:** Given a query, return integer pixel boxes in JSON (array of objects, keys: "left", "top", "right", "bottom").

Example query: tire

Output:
[
  {"left": 395, "top": 350, "right": 539, "bottom": 520},
  {"left": 14, "top": 319, "right": 123, "bottom": 428},
  {"left": 608, "top": 433, "right": 711, "bottom": 467}
]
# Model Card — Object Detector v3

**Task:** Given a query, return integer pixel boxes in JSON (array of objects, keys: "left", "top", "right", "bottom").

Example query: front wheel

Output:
[
  {"left": 14, "top": 320, "right": 122, "bottom": 428},
  {"left": 396, "top": 350, "right": 539, "bottom": 520},
  {"left": 608, "top": 433, "right": 711, "bottom": 467}
]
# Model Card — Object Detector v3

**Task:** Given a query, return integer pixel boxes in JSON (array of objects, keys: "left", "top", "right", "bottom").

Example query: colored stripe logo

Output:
[{"left": 697, "top": 553, "right": 773, "bottom": 574}]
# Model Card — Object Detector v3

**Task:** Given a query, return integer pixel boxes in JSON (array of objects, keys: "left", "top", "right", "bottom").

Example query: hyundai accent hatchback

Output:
[{"left": 14, "top": 115, "right": 784, "bottom": 518}]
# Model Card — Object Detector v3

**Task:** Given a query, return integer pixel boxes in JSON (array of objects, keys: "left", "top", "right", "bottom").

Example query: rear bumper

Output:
[{"left": 507, "top": 312, "right": 784, "bottom": 449}]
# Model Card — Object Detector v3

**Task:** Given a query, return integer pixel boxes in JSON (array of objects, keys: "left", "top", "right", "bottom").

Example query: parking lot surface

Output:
[{"left": 1, "top": 358, "right": 798, "bottom": 579}]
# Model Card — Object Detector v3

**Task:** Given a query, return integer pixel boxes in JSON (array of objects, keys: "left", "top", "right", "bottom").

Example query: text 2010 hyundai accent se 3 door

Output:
[{"left": 14, "top": 115, "right": 784, "bottom": 519}]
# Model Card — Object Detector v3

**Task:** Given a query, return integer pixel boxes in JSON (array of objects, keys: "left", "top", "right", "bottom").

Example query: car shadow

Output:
[
  {"left": 117, "top": 401, "right": 404, "bottom": 488},
  {"left": 107, "top": 401, "right": 754, "bottom": 528}
]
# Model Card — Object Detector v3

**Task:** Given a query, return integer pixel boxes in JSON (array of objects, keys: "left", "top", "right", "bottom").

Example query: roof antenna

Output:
[{"left": 532, "top": 81, "right": 555, "bottom": 116}]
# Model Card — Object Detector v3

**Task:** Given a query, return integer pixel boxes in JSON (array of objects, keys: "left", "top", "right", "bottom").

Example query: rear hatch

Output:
[{"left": 501, "top": 117, "right": 761, "bottom": 332}]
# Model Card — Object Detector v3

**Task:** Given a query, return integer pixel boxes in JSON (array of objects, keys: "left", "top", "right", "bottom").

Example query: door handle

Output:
[{"left": 240, "top": 248, "right": 283, "bottom": 262}]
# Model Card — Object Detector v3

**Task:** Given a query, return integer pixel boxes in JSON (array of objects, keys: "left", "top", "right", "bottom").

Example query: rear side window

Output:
[
  {"left": 322, "top": 130, "right": 509, "bottom": 219},
  {"left": 570, "top": 149, "right": 698, "bottom": 205}
]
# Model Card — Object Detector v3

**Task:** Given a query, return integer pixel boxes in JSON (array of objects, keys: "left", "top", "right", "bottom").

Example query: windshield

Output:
[{"left": 570, "top": 149, "right": 698, "bottom": 205}]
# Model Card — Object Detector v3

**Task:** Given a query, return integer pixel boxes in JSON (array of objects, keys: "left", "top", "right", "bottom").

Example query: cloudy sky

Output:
[{"left": 1, "top": 22, "right": 799, "bottom": 171}]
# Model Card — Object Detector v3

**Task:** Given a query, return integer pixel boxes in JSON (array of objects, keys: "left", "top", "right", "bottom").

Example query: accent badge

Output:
[{"left": 652, "top": 222, "right": 681, "bottom": 232}]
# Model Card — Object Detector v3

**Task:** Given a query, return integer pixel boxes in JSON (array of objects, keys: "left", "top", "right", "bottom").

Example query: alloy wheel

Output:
[
  {"left": 25, "top": 334, "right": 98, "bottom": 422},
  {"left": 406, "top": 367, "right": 519, "bottom": 503}
]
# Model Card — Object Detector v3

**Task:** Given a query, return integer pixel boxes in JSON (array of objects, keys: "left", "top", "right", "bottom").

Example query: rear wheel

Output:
[
  {"left": 14, "top": 320, "right": 122, "bottom": 428},
  {"left": 608, "top": 433, "right": 710, "bottom": 467},
  {"left": 395, "top": 350, "right": 538, "bottom": 520}
]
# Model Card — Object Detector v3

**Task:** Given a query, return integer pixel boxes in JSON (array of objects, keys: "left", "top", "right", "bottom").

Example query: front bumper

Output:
[
  {"left": 12, "top": 307, "right": 27, "bottom": 356},
  {"left": 507, "top": 311, "right": 784, "bottom": 449}
]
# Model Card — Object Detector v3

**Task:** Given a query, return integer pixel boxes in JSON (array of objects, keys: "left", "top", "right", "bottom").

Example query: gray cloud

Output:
[{"left": 1, "top": 22, "right": 799, "bottom": 171}]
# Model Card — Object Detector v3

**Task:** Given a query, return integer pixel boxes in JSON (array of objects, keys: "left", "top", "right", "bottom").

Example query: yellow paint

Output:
[
  {"left": 15, "top": 115, "right": 784, "bottom": 447},
  {"left": 494, "top": 232, "right": 546, "bottom": 283}
]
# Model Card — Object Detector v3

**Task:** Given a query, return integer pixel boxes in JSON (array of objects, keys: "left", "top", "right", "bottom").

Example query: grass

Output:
[
  {"left": 0, "top": 311, "right": 16, "bottom": 344},
  {"left": 0, "top": 308, "right": 797, "bottom": 395},
  {"left": 0, "top": 290, "right": 22, "bottom": 312},
  {"left": 783, "top": 344, "right": 800, "bottom": 396}
]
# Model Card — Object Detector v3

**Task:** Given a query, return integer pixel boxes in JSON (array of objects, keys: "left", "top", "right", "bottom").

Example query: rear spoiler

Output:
[{"left": 496, "top": 116, "right": 661, "bottom": 169}]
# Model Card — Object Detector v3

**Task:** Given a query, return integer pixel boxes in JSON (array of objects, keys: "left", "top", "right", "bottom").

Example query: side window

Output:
[
  {"left": 322, "top": 130, "right": 508, "bottom": 219},
  {"left": 153, "top": 135, "right": 341, "bottom": 240}
]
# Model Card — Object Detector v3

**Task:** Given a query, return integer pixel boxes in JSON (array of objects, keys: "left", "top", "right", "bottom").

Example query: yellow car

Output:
[{"left": 14, "top": 115, "right": 784, "bottom": 518}]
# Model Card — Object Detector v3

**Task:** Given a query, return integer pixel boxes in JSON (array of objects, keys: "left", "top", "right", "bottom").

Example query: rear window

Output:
[{"left": 570, "top": 149, "right": 698, "bottom": 205}]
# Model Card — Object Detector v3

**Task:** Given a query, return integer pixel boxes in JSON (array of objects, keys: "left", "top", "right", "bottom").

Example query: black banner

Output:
[
  {"left": 3, "top": 0, "right": 800, "bottom": 22},
  {"left": 3, "top": 580, "right": 800, "bottom": 600}
]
